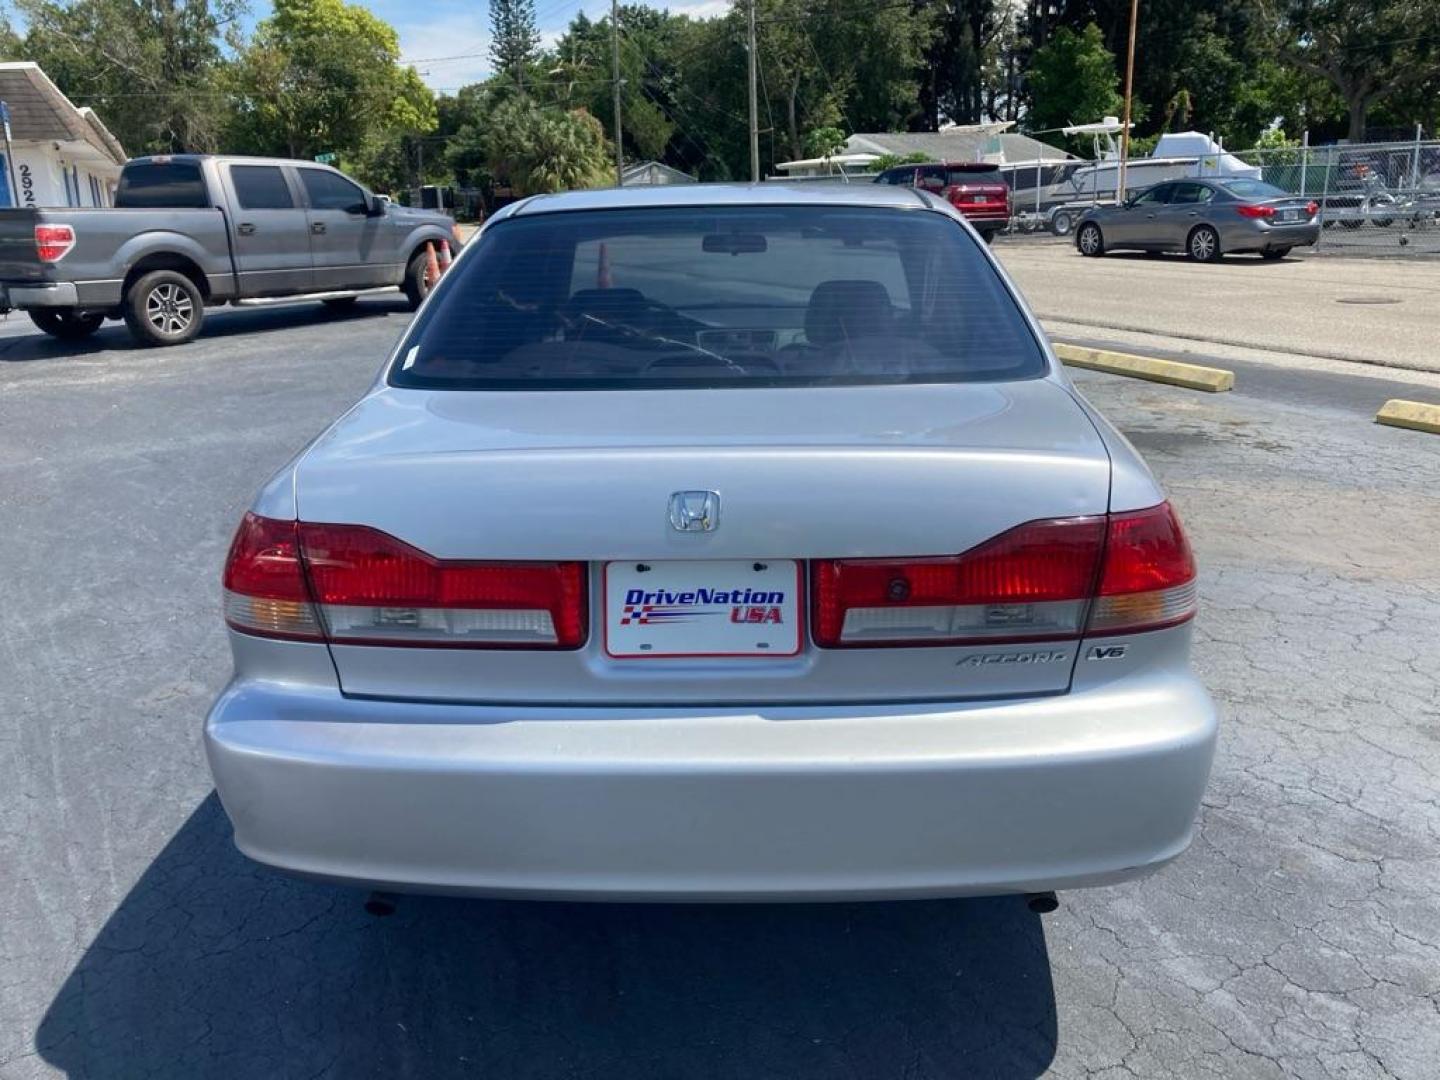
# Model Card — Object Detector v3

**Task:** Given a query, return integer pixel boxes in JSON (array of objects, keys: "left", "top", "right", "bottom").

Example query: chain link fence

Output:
[{"left": 1236, "top": 138, "right": 1440, "bottom": 255}]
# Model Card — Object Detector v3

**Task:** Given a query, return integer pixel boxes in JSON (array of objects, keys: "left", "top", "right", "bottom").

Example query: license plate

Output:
[
  {"left": 604, "top": 559, "right": 802, "bottom": 658},
  {"left": 1278, "top": 209, "right": 1301, "bottom": 222},
  {"left": 969, "top": 194, "right": 989, "bottom": 204}
]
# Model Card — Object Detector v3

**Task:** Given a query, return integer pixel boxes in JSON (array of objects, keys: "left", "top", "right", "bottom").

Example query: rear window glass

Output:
[
  {"left": 391, "top": 205, "right": 1045, "bottom": 390},
  {"left": 1218, "top": 179, "right": 1288, "bottom": 199},
  {"left": 115, "top": 162, "right": 208, "bottom": 209},
  {"left": 230, "top": 165, "right": 294, "bottom": 209}
]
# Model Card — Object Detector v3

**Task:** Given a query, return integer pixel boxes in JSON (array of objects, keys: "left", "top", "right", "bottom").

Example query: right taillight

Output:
[
  {"left": 811, "top": 502, "right": 1196, "bottom": 647},
  {"left": 221, "top": 512, "right": 587, "bottom": 648},
  {"left": 1088, "top": 502, "right": 1197, "bottom": 634}
]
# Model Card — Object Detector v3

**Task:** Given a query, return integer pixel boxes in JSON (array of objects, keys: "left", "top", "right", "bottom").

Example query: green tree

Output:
[
  {"left": 490, "top": 0, "right": 540, "bottom": 88},
  {"left": 16, "top": 0, "right": 244, "bottom": 152},
  {"left": 549, "top": 9, "right": 674, "bottom": 163},
  {"left": 1271, "top": 0, "right": 1440, "bottom": 141},
  {"left": 225, "top": 0, "right": 436, "bottom": 165},
  {"left": 446, "top": 92, "right": 612, "bottom": 196},
  {"left": 1025, "top": 23, "right": 1125, "bottom": 138}
]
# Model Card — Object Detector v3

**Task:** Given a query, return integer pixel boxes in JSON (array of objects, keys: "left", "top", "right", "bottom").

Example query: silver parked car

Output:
[
  {"left": 206, "top": 184, "right": 1217, "bottom": 902},
  {"left": 1075, "top": 178, "right": 1321, "bottom": 261}
]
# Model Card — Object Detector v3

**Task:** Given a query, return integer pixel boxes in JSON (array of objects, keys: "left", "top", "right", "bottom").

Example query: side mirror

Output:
[{"left": 365, "top": 194, "right": 386, "bottom": 217}]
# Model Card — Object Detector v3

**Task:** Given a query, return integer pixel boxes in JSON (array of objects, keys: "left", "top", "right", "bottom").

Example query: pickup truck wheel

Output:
[
  {"left": 402, "top": 250, "right": 431, "bottom": 311},
  {"left": 124, "top": 270, "right": 203, "bottom": 346},
  {"left": 29, "top": 309, "right": 104, "bottom": 341}
]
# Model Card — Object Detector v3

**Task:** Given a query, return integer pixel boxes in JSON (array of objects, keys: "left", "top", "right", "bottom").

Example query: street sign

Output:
[{"left": 314, "top": 152, "right": 337, "bottom": 164}]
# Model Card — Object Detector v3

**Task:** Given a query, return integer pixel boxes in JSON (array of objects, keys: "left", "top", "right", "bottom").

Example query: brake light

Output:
[
  {"left": 222, "top": 514, "right": 322, "bottom": 640},
  {"left": 1089, "top": 503, "right": 1197, "bottom": 633},
  {"left": 222, "top": 512, "right": 587, "bottom": 648},
  {"left": 813, "top": 517, "right": 1105, "bottom": 646},
  {"left": 35, "top": 224, "right": 75, "bottom": 262},
  {"left": 811, "top": 502, "right": 1196, "bottom": 647},
  {"left": 1306, "top": 201, "right": 1319, "bottom": 216},
  {"left": 1235, "top": 204, "right": 1275, "bottom": 219}
]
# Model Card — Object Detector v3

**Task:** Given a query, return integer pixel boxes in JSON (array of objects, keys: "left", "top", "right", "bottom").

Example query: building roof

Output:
[
  {"left": 846, "top": 127, "right": 1074, "bottom": 164},
  {"left": 621, "top": 160, "right": 697, "bottom": 185},
  {"left": 0, "top": 62, "right": 126, "bottom": 164}
]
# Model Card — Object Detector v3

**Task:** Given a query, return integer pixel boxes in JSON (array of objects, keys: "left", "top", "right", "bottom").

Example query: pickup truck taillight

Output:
[
  {"left": 223, "top": 512, "right": 588, "bottom": 648},
  {"left": 812, "top": 502, "right": 1196, "bottom": 646},
  {"left": 35, "top": 224, "right": 76, "bottom": 263}
]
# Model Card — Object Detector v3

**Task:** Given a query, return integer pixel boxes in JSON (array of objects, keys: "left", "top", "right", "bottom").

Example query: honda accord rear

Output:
[{"left": 204, "top": 184, "right": 1216, "bottom": 901}]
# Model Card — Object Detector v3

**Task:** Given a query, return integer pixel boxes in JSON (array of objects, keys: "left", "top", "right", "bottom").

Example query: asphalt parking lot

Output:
[
  {"left": 997, "top": 239, "right": 1440, "bottom": 374},
  {"left": 2, "top": 285, "right": 1438, "bottom": 1079}
]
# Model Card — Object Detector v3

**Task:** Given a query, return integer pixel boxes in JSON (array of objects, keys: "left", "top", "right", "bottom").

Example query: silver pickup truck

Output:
[{"left": 0, "top": 154, "right": 456, "bottom": 346}]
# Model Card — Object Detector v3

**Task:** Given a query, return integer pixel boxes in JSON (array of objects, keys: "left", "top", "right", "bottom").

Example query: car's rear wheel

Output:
[
  {"left": 1187, "top": 225, "right": 1221, "bottom": 263},
  {"left": 1261, "top": 248, "right": 1291, "bottom": 261},
  {"left": 1077, "top": 222, "right": 1104, "bottom": 256},
  {"left": 124, "top": 270, "right": 204, "bottom": 346},
  {"left": 29, "top": 309, "right": 104, "bottom": 341}
]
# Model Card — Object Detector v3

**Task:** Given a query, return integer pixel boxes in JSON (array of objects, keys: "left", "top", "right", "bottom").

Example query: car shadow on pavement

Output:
[{"left": 35, "top": 795, "right": 1058, "bottom": 1079}]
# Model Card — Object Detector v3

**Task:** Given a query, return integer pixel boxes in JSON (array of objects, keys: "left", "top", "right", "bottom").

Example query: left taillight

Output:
[
  {"left": 222, "top": 512, "right": 587, "bottom": 649},
  {"left": 222, "top": 513, "right": 323, "bottom": 640},
  {"left": 811, "top": 502, "right": 1197, "bottom": 647},
  {"left": 1235, "top": 204, "right": 1275, "bottom": 219},
  {"left": 35, "top": 224, "right": 76, "bottom": 263}
]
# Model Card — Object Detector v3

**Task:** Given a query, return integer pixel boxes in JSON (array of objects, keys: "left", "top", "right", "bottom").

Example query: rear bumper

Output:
[
  {"left": 205, "top": 671, "right": 1217, "bottom": 901},
  {"left": 1, "top": 279, "right": 122, "bottom": 310},
  {"left": 1, "top": 281, "right": 78, "bottom": 308},
  {"left": 1234, "top": 221, "right": 1320, "bottom": 250}
]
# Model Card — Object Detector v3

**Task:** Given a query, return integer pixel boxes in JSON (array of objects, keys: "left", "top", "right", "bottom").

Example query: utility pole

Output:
[
  {"left": 1117, "top": 0, "right": 1139, "bottom": 204},
  {"left": 611, "top": 0, "right": 624, "bottom": 187},
  {"left": 747, "top": 0, "right": 760, "bottom": 182}
]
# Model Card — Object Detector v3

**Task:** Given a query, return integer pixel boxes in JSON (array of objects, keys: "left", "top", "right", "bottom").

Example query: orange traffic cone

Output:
[
  {"left": 424, "top": 241, "right": 441, "bottom": 288},
  {"left": 438, "top": 240, "right": 453, "bottom": 272}
]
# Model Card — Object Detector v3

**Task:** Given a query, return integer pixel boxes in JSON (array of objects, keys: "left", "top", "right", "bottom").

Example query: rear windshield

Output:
[
  {"left": 391, "top": 205, "right": 1045, "bottom": 390},
  {"left": 1217, "top": 179, "right": 1289, "bottom": 200},
  {"left": 115, "top": 162, "right": 209, "bottom": 209}
]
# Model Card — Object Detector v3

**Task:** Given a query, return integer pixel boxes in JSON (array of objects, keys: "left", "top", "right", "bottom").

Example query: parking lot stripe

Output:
[
  {"left": 1053, "top": 343, "right": 1235, "bottom": 393},
  {"left": 1375, "top": 398, "right": 1440, "bottom": 434}
]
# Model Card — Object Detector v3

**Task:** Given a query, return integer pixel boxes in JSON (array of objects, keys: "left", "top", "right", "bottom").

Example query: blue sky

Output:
[{"left": 247, "top": 0, "right": 734, "bottom": 92}]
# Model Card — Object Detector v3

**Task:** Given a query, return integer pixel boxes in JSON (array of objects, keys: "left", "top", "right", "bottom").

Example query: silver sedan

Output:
[
  {"left": 205, "top": 183, "right": 1216, "bottom": 902},
  {"left": 1076, "top": 178, "right": 1321, "bottom": 261}
]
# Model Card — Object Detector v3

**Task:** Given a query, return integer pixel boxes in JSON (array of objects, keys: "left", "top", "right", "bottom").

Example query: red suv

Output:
[{"left": 874, "top": 162, "right": 1012, "bottom": 243}]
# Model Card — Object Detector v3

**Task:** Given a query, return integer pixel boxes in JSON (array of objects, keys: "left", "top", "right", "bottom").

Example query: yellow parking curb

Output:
[
  {"left": 1375, "top": 399, "right": 1440, "bottom": 434},
  {"left": 1054, "top": 343, "right": 1234, "bottom": 393}
]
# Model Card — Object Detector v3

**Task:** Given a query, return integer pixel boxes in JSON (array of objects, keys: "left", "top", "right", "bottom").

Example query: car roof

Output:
[
  {"left": 125, "top": 153, "right": 341, "bottom": 170},
  {"left": 509, "top": 182, "right": 932, "bottom": 216}
]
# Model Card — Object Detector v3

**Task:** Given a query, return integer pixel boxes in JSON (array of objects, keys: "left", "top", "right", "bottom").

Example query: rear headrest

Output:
[{"left": 805, "top": 280, "right": 893, "bottom": 346}]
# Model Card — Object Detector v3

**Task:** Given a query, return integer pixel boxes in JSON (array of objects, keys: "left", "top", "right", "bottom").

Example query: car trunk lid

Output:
[{"left": 296, "top": 379, "right": 1113, "bottom": 704}]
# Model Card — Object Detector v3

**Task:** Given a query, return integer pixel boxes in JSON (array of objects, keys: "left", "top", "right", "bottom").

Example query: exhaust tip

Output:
[
  {"left": 364, "top": 891, "right": 398, "bottom": 917},
  {"left": 1025, "top": 891, "right": 1059, "bottom": 914}
]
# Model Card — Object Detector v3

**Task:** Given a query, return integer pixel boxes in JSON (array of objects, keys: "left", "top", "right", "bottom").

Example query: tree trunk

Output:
[{"left": 1347, "top": 95, "right": 1368, "bottom": 142}]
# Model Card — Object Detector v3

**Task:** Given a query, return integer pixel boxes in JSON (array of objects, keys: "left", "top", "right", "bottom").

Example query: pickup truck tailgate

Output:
[{"left": 0, "top": 208, "right": 47, "bottom": 283}]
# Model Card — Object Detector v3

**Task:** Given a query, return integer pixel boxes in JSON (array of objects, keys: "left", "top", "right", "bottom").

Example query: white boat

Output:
[
  {"left": 1001, "top": 118, "right": 1263, "bottom": 234},
  {"left": 1059, "top": 119, "right": 1260, "bottom": 201}
]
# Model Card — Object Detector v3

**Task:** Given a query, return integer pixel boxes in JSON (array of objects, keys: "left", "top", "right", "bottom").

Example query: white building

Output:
[{"left": 0, "top": 62, "right": 126, "bottom": 209}]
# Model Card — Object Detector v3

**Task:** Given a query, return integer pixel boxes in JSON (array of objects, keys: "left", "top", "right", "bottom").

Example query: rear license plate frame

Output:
[{"left": 603, "top": 559, "right": 804, "bottom": 659}]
